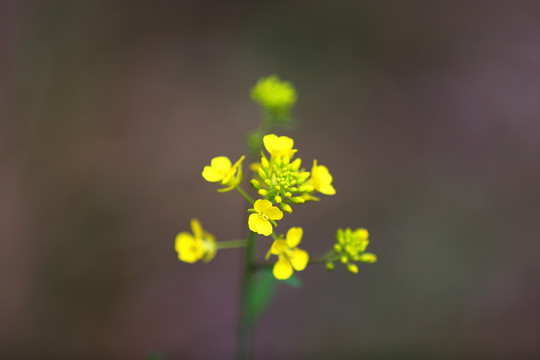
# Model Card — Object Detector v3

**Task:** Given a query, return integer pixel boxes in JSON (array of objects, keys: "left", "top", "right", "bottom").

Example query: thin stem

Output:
[
  {"left": 236, "top": 186, "right": 255, "bottom": 205},
  {"left": 236, "top": 230, "right": 257, "bottom": 360},
  {"left": 216, "top": 239, "right": 248, "bottom": 250},
  {"left": 251, "top": 251, "right": 340, "bottom": 271}
]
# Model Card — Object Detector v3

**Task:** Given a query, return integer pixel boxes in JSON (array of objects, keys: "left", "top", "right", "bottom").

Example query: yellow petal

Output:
[
  {"left": 270, "top": 239, "right": 288, "bottom": 255},
  {"left": 191, "top": 218, "right": 203, "bottom": 239},
  {"left": 254, "top": 199, "right": 272, "bottom": 214},
  {"left": 265, "top": 206, "right": 283, "bottom": 220},
  {"left": 263, "top": 134, "right": 296, "bottom": 157},
  {"left": 175, "top": 233, "right": 200, "bottom": 263},
  {"left": 202, "top": 166, "right": 224, "bottom": 182},
  {"left": 210, "top": 156, "right": 232, "bottom": 171},
  {"left": 248, "top": 213, "right": 272, "bottom": 236},
  {"left": 286, "top": 227, "right": 303, "bottom": 248},
  {"left": 290, "top": 248, "right": 309, "bottom": 271},
  {"left": 231, "top": 155, "right": 245, "bottom": 169},
  {"left": 263, "top": 134, "right": 279, "bottom": 153},
  {"left": 318, "top": 184, "right": 336, "bottom": 195},
  {"left": 273, "top": 257, "right": 293, "bottom": 280}
]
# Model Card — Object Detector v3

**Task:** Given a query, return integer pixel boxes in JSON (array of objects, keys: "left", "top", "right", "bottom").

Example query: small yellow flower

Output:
[
  {"left": 308, "top": 159, "right": 336, "bottom": 195},
  {"left": 263, "top": 134, "right": 297, "bottom": 158},
  {"left": 202, "top": 155, "right": 245, "bottom": 191},
  {"left": 267, "top": 227, "right": 309, "bottom": 280},
  {"left": 175, "top": 219, "right": 216, "bottom": 263},
  {"left": 248, "top": 199, "right": 283, "bottom": 236}
]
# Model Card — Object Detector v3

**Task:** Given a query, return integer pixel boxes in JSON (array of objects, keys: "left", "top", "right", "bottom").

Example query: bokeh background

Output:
[{"left": 2, "top": 1, "right": 540, "bottom": 359}]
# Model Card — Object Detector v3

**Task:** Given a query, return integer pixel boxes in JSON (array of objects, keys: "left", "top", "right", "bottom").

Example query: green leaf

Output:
[
  {"left": 282, "top": 273, "right": 303, "bottom": 288},
  {"left": 245, "top": 270, "right": 279, "bottom": 325}
]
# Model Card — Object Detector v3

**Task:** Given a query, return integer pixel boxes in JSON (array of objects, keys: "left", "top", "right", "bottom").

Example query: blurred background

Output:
[{"left": 2, "top": 1, "right": 540, "bottom": 359}]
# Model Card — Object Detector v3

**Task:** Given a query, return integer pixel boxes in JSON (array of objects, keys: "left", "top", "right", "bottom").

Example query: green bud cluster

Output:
[
  {"left": 326, "top": 228, "right": 377, "bottom": 273},
  {"left": 251, "top": 75, "right": 297, "bottom": 119},
  {"left": 250, "top": 153, "right": 314, "bottom": 213}
]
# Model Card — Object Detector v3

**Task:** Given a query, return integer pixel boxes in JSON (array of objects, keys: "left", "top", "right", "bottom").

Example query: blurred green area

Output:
[{"left": 1, "top": 1, "right": 540, "bottom": 359}]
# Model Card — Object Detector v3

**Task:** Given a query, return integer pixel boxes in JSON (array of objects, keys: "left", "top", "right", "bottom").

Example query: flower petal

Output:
[
  {"left": 175, "top": 233, "right": 200, "bottom": 263},
  {"left": 202, "top": 166, "right": 224, "bottom": 182},
  {"left": 318, "top": 184, "right": 336, "bottom": 195},
  {"left": 270, "top": 239, "right": 287, "bottom": 255},
  {"left": 263, "top": 134, "right": 279, "bottom": 154},
  {"left": 248, "top": 213, "right": 272, "bottom": 236},
  {"left": 290, "top": 249, "right": 309, "bottom": 271},
  {"left": 265, "top": 206, "right": 284, "bottom": 220},
  {"left": 286, "top": 227, "right": 303, "bottom": 248},
  {"left": 191, "top": 218, "right": 203, "bottom": 239},
  {"left": 210, "top": 156, "right": 232, "bottom": 171},
  {"left": 254, "top": 199, "right": 272, "bottom": 214},
  {"left": 273, "top": 257, "right": 293, "bottom": 280}
]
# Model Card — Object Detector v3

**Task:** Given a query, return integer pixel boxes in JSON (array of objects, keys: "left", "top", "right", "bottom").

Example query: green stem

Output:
[
  {"left": 251, "top": 251, "right": 340, "bottom": 271},
  {"left": 236, "top": 230, "right": 257, "bottom": 360},
  {"left": 216, "top": 239, "right": 248, "bottom": 250},
  {"left": 236, "top": 186, "right": 255, "bottom": 205}
]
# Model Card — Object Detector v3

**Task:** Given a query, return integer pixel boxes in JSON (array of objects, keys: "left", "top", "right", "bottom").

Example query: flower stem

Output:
[
  {"left": 236, "top": 230, "right": 257, "bottom": 360},
  {"left": 236, "top": 186, "right": 255, "bottom": 205},
  {"left": 216, "top": 239, "right": 248, "bottom": 250}
]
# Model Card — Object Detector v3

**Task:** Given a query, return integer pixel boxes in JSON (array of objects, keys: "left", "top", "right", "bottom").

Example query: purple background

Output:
[{"left": 1, "top": 1, "right": 540, "bottom": 359}]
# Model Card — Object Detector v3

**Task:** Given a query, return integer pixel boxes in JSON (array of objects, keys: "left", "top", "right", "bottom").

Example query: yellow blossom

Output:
[
  {"left": 263, "top": 134, "right": 297, "bottom": 158},
  {"left": 175, "top": 219, "right": 216, "bottom": 263},
  {"left": 202, "top": 155, "right": 245, "bottom": 191},
  {"left": 248, "top": 199, "right": 283, "bottom": 236},
  {"left": 267, "top": 227, "right": 309, "bottom": 280},
  {"left": 308, "top": 159, "right": 336, "bottom": 195}
]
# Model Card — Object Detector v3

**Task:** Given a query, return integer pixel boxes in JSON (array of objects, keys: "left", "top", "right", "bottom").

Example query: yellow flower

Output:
[
  {"left": 308, "top": 159, "right": 336, "bottom": 195},
  {"left": 263, "top": 134, "right": 297, "bottom": 158},
  {"left": 248, "top": 199, "right": 283, "bottom": 236},
  {"left": 202, "top": 155, "right": 245, "bottom": 191},
  {"left": 175, "top": 219, "right": 216, "bottom": 263},
  {"left": 267, "top": 227, "right": 309, "bottom": 280}
]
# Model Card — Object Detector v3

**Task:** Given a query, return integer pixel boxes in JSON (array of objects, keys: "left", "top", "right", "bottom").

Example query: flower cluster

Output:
[
  {"left": 202, "top": 155, "right": 245, "bottom": 192},
  {"left": 267, "top": 227, "right": 309, "bottom": 280},
  {"left": 175, "top": 219, "right": 216, "bottom": 263},
  {"left": 174, "top": 76, "right": 376, "bottom": 281},
  {"left": 251, "top": 75, "right": 297, "bottom": 118},
  {"left": 326, "top": 228, "right": 377, "bottom": 273},
  {"left": 250, "top": 134, "right": 335, "bottom": 217}
]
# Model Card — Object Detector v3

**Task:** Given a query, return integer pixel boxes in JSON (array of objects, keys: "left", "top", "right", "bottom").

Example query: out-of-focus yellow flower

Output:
[
  {"left": 328, "top": 227, "right": 376, "bottom": 273},
  {"left": 307, "top": 159, "right": 336, "bottom": 195},
  {"left": 248, "top": 199, "right": 283, "bottom": 236},
  {"left": 251, "top": 75, "right": 297, "bottom": 113},
  {"left": 267, "top": 227, "right": 309, "bottom": 280},
  {"left": 202, "top": 155, "right": 245, "bottom": 191},
  {"left": 263, "top": 134, "right": 297, "bottom": 158},
  {"left": 175, "top": 219, "right": 216, "bottom": 263}
]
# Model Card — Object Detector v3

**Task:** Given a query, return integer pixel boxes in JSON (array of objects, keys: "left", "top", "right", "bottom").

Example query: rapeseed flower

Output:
[
  {"left": 307, "top": 159, "right": 336, "bottom": 195},
  {"left": 267, "top": 227, "right": 309, "bottom": 280},
  {"left": 248, "top": 199, "right": 283, "bottom": 236},
  {"left": 263, "top": 134, "right": 297, "bottom": 158},
  {"left": 202, "top": 155, "right": 245, "bottom": 191},
  {"left": 175, "top": 219, "right": 216, "bottom": 263}
]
